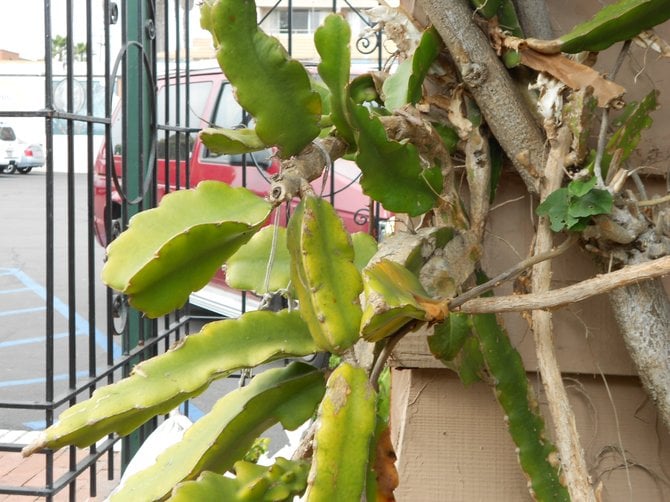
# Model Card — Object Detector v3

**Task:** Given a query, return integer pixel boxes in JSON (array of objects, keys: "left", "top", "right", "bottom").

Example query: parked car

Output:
[
  {"left": 0, "top": 123, "right": 45, "bottom": 174},
  {"left": 94, "top": 68, "right": 390, "bottom": 327}
]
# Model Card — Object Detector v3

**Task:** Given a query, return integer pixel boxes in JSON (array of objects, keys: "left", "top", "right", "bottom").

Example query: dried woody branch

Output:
[
  {"left": 455, "top": 255, "right": 670, "bottom": 314},
  {"left": 531, "top": 124, "right": 597, "bottom": 502},
  {"left": 417, "top": 0, "right": 545, "bottom": 194},
  {"left": 415, "top": 0, "right": 597, "bottom": 497}
]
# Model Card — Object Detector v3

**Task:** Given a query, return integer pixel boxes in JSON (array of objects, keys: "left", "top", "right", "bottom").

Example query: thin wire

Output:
[
  {"left": 312, "top": 140, "right": 332, "bottom": 197},
  {"left": 258, "top": 207, "right": 283, "bottom": 311},
  {"left": 594, "top": 40, "right": 631, "bottom": 187}
]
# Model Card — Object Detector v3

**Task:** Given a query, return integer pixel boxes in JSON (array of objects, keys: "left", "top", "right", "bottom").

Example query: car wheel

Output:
[
  {"left": 17, "top": 167, "right": 32, "bottom": 174},
  {"left": 4, "top": 163, "right": 16, "bottom": 174}
]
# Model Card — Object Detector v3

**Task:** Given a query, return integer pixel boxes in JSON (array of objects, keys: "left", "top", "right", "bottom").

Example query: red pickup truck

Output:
[{"left": 94, "top": 69, "right": 389, "bottom": 324}]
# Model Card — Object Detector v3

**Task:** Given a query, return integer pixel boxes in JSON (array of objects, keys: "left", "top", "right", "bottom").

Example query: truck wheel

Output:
[
  {"left": 17, "top": 167, "right": 32, "bottom": 174},
  {"left": 111, "top": 293, "right": 128, "bottom": 335},
  {"left": 110, "top": 218, "right": 128, "bottom": 334},
  {"left": 4, "top": 164, "right": 16, "bottom": 174}
]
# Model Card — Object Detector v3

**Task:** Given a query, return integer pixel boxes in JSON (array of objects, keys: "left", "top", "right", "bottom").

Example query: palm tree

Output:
[
  {"left": 52, "top": 35, "right": 67, "bottom": 62},
  {"left": 74, "top": 42, "right": 87, "bottom": 62}
]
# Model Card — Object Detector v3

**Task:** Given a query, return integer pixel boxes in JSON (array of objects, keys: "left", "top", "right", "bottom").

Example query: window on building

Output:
[{"left": 278, "top": 8, "right": 320, "bottom": 34}]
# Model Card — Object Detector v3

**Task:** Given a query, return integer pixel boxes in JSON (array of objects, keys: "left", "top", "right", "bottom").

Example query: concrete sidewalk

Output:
[{"left": 0, "top": 430, "right": 119, "bottom": 501}]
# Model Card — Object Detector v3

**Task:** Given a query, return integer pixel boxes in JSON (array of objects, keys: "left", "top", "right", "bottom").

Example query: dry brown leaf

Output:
[
  {"left": 634, "top": 29, "right": 670, "bottom": 57},
  {"left": 425, "top": 86, "right": 472, "bottom": 139},
  {"left": 373, "top": 425, "right": 399, "bottom": 501},
  {"left": 520, "top": 48, "right": 626, "bottom": 108}
]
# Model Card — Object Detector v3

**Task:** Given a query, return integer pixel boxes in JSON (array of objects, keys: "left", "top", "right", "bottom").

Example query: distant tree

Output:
[
  {"left": 52, "top": 35, "right": 67, "bottom": 62},
  {"left": 74, "top": 42, "right": 87, "bottom": 62}
]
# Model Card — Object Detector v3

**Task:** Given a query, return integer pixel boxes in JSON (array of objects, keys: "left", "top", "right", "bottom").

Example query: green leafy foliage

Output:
[
  {"left": 432, "top": 123, "right": 460, "bottom": 155},
  {"left": 488, "top": 138, "right": 504, "bottom": 202},
  {"left": 497, "top": 0, "right": 523, "bottom": 37},
  {"left": 170, "top": 470, "right": 239, "bottom": 501},
  {"left": 171, "top": 458, "right": 310, "bottom": 501},
  {"left": 602, "top": 90, "right": 659, "bottom": 173},
  {"left": 235, "top": 458, "right": 311, "bottom": 501},
  {"left": 536, "top": 177, "right": 613, "bottom": 232},
  {"left": 351, "top": 231, "right": 379, "bottom": 272},
  {"left": 457, "top": 336, "right": 486, "bottom": 385},
  {"left": 382, "top": 59, "right": 414, "bottom": 112},
  {"left": 26, "top": 5, "right": 656, "bottom": 500},
  {"left": 349, "top": 74, "right": 381, "bottom": 104},
  {"left": 200, "top": 127, "right": 268, "bottom": 155},
  {"left": 382, "top": 27, "right": 442, "bottom": 111},
  {"left": 408, "top": 27, "right": 443, "bottom": 104},
  {"left": 201, "top": 0, "right": 321, "bottom": 156},
  {"left": 469, "top": 0, "right": 501, "bottom": 19},
  {"left": 306, "top": 363, "right": 377, "bottom": 501},
  {"left": 243, "top": 437, "right": 270, "bottom": 463},
  {"left": 558, "top": 0, "right": 670, "bottom": 53},
  {"left": 226, "top": 226, "right": 291, "bottom": 295},
  {"left": 497, "top": 0, "right": 524, "bottom": 67},
  {"left": 361, "top": 260, "right": 445, "bottom": 342},
  {"left": 22, "top": 310, "right": 318, "bottom": 454},
  {"left": 111, "top": 362, "right": 325, "bottom": 501},
  {"left": 102, "top": 181, "right": 271, "bottom": 317},
  {"left": 226, "top": 227, "right": 377, "bottom": 295},
  {"left": 315, "top": 14, "right": 355, "bottom": 146},
  {"left": 429, "top": 313, "right": 472, "bottom": 362},
  {"left": 350, "top": 104, "right": 443, "bottom": 216},
  {"left": 472, "top": 312, "right": 569, "bottom": 501},
  {"left": 288, "top": 196, "right": 363, "bottom": 354},
  {"left": 428, "top": 314, "right": 485, "bottom": 385}
]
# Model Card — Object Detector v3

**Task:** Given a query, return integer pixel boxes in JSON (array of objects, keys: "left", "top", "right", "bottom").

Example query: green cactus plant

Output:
[{"left": 22, "top": 0, "right": 670, "bottom": 500}]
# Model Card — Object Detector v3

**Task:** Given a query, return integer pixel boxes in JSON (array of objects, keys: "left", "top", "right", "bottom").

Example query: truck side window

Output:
[
  {"left": 156, "top": 81, "right": 212, "bottom": 160},
  {"left": 204, "top": 84, "right": 273, "bottom": 169}
]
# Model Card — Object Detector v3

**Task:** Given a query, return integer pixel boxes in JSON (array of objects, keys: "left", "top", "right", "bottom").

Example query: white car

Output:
[{"left": 0, "top": 123, "right": 45, "bottom": 174}]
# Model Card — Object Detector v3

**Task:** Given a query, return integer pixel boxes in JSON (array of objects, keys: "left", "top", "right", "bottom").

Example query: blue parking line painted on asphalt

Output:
[
  {"left": 23, "top": 420, "right": 47, "bottom": 430},
  {"left": 0, "top": 267, "right": 206, "bottom": 424},
  {"left": 180, "top": 402, "right": 204, "bottom": 422},
  {"left": 0, "top": 370, "right": 88, "bottom": 389},
  {"left": 4, "top": 267, "right": 122, "bottom": 360},
  {"left": 0, "top": 331, "right": 84, "bottom": 349},
  {"left": 0, "top": 306, "right": 46, "bottom": 317},
  {"left": 0, "top": 287, "right": 31, "bottom": 295}
]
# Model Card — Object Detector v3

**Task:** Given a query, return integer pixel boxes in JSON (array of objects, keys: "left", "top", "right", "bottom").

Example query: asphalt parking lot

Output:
[
  {"left": 0, "top": 170, "right": 288, "bottom": 453},
  {"left": 0, "top": 170, "right": 108, "bottom": 430}
]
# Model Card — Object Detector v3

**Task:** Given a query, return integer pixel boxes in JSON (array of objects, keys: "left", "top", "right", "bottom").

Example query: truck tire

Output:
[
  {"left": 17, "top": 167, "right": 32, "bottom": 174},
  {"left": 4, "top": 163, "right": 16, "bottom": 174}
]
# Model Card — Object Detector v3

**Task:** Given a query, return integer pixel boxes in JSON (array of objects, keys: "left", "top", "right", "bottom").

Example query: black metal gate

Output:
[{"left": 0, "top": 1, "right": 387, "bottom": 499}]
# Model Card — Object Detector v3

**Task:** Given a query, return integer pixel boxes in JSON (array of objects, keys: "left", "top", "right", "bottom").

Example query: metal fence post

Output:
[{"left": 120, "top": 0, "right": 156, "bottom": 470}]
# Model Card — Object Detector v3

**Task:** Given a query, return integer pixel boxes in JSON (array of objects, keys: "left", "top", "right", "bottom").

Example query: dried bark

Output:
[
  {"left": 511, "top": 0, "right": 554, "bottom": 39},
  {"left": 456, "top": 256, "right": 670, "bottom": 313},
  {"left": 531, "top": 126, "right": 596, "bottom": 502},
  {"left": 418, "top": 0, "right": 545, "bottom": 194},
  {"left": 609, "top": 280, "right": 670, "bottom": 430}
]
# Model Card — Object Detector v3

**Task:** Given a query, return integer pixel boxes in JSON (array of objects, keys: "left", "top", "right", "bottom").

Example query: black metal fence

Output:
[{"left": 0, "top": 0, "right": 387, "bottom": 499}]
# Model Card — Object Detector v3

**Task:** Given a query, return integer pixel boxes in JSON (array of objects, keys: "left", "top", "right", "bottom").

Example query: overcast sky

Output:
[
  {"left": 0, "top": 0, "right": 97, "bottom": 60},
  {"left": 0, "top": 0, "right": 204, "bottom": 62}
]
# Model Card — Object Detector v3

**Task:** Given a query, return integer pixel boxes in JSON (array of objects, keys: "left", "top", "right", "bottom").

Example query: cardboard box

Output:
[
  {"left": 391, "top": 369, "right": 670, "bottom": 501},
  {"left": 387, "top": 2, "right": 670, "bottom": 498},
  {"left": 390, "top": 175, "right": 670, "bottom": 500}
]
